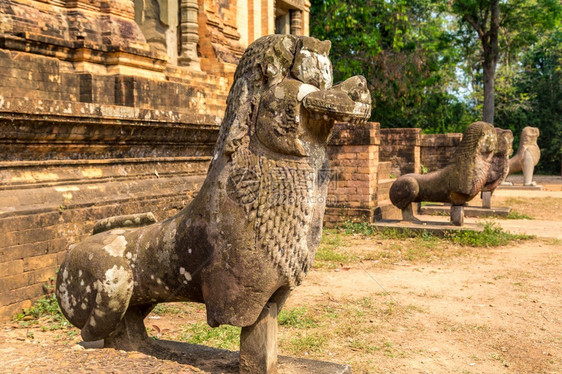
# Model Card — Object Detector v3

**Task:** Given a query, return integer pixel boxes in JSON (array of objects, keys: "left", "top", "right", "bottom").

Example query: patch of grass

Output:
[
  {"left": 343, "top": 221, "right": 533, "bottom": 248},
  {"left": 178, "top": 322, "right": 240, "bottom": 350},
  {"left": 284, "top": 332, "right": 327, "bottom": 354},
  {"left": 315, "top": 229, "right": 355, "bottom": 268},
  {"left": 14, "top": 294, "right": 72, "bottom": 330},
  {"left": 152, "top": 303, "right": 187, "bottom": 316},
  {"left": 445, "top": 222, "right": 534, "bottom": 247},
  {"left": 278, "top": 307, "right": 317, "bottom": 329},
  {"left": 505, "top": 211, "right": 534, "bottom": 220}
]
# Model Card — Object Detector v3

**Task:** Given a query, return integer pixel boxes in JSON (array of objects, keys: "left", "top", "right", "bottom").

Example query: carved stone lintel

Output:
[
  {"left": 451, "top": 205, "right": 464, "bottom": 226},
  {"left": 240, "top": 302, "right": 279, "bottom": 374}
]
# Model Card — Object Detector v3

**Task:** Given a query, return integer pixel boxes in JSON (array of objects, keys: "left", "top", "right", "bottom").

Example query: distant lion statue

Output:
[
  {"left": 389, "top": 121, "right": 497, "bottom": 225},
  {"left": 507, "top": 126, "right": 540, "bottom": 186}
]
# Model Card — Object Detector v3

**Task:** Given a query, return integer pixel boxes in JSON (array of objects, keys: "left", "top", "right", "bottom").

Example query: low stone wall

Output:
[
  {"left": 421, "top": 133, "right": 463, "bottom": 172},
  {"left": 379, "top": 128, "right": 422, "bottom": 177},
  {"left": 325, "top": 122, "right": 380, "bottom": 226}
]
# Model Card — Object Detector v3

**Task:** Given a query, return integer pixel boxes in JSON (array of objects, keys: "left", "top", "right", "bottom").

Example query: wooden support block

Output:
[
  {"left": 240, "top": 302, "right": 278, "bottom": 374},
  {"left": 481, "top": 191, "right": 492, "bottom": 209},
  {"left": 450, "top": 205, "right": 464, "bottom": 226}
]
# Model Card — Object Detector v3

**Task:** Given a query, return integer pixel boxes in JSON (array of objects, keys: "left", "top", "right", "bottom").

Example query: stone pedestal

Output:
[
  {"left": 450, "top": 205, "right": 464, "bottom": 226},
  {"left": 481, "top": 191, "right": 492, "bottom": 209},
  {"left": 240, "top": 302, "right": 279, "bottom": 374}
]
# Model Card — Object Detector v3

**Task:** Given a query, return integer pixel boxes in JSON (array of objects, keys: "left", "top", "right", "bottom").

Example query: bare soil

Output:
[{"left": 1, "top": 179, "right": 561, "bottom": 374}]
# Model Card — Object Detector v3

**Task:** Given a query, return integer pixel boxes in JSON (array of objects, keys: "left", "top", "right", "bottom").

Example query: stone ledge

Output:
[
  {"left": 496, "top": 184, "right": 543, "bottom": 191},
  {"left": 419, "top": 204, "right": 511, "bottom": 218},
  {"left": 371, "top": 219, "right": 484, "bottom": 235}
]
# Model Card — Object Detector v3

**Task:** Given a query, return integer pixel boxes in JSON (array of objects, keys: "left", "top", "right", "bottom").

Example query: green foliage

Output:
[
  {"left": 448, "top": 0, "right": 562, "bottom": 122},
  {"left": 495, "top": 27, "right": 562, "bottom": 174},
  {"left": 310, "top": 0, "right": 562, "bottom": 166},
  {"left": 310, "top": 0, "right": 476, "bottom": 131}
]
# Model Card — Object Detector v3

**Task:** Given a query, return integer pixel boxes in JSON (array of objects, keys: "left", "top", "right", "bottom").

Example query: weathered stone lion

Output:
[
  {"left": 389, "top": 121, "right": 497, "bottom": 224},
  {"left": 56, "top": 35, "right": 371, "bottom": 350},
  {"left": 508, "top": 126, "right": 540, "bottom": 186},
  {"left": 482, "top": 128, "right": 514, "bottom": 193}
]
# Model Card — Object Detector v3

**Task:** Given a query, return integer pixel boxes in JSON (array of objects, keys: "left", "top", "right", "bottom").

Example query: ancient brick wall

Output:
[
  {"left": 421, "top": 133, "right": 463, "bottom": 172},
  {"left": 379, "top": 128, "right": 422, "bottom": 177},
  {"left": 0, "top": 48, "right": 228, "bottom": 320},
  {"left": 325, "top": 122, "right": 380, "bottom": 226}
]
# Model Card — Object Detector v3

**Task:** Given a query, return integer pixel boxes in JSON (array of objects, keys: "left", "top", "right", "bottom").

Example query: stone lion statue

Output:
[
  {"left": 389, "top": 121, "right": 497, "bottom": 223},
  {"left": 508, "top": 126, "right": 540, "bottom": 186},
  {"left": 55, "top": 35, "right": 371, "bottom": 350},
  {"left": 482, "top": 128, "right": 514, "bottom": 193}
]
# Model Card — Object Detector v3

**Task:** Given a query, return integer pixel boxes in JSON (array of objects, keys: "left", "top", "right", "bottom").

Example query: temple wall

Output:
[
  {"left": 0, "top": 0, "right": 311, "bottom": 320},
  {"left": 420, "top": 133, "right": 463, "bottom": 172},
  {"left": 379, "top": 128, "right": 422, "bottom": 177},
  {"left": 325, "top": 122, "right": 380, "bottom": 226}
]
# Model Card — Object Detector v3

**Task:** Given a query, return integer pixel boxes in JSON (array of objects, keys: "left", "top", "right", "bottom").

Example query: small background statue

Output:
[{"left": 507, "top": 126, "right": 541, "bottom": 186}]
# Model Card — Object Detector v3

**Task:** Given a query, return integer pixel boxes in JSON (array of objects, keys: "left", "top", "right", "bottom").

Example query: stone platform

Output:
[
  {"left": 497, "top": 184, "right": 543, "bottom": 191},
  {"left": 116, "top": 339, "right": 351, "bottom": 374},
  {"left": 419, "top": 204, "right": 511, "bottom": 218},
  {"left": 371, "top": 219, "right": 484, "bottom": 235}
]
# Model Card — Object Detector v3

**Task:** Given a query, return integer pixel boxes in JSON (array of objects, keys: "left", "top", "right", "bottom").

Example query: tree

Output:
[
  {"left": 449, "top": 0, "right": 562, "bottom": 124},
  {"left": 495, "top": 27, "right": 562, "bottom": 174},
  {"left": 310, "top": 0, "right": 475, "bottom": 131}
]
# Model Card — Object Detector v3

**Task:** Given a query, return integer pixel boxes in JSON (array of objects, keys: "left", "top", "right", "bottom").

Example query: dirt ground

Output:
[{"left": 1, "top": 177, "right": 561, "bottom": 374}]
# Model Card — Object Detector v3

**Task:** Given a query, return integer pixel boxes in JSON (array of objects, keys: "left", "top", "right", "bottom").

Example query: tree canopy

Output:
[{"left": 310, "top": 0, "right": 562, "bottom": 173}]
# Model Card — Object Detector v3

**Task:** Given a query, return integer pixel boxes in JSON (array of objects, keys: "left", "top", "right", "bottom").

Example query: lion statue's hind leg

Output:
[{"left": 56, "top": 235, "right": 135, "bottom": 343}]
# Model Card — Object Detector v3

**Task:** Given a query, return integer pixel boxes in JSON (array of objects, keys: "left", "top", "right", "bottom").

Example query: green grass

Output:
[
  {"left": 315, "top": 230, "right": 356, "bottom": 268},
  {"left": 444, "top": 222, "right": 534, "bottom": 247},
  {"left": 505, "top": 211, "right": 534, "bottom": 220},
  {"left": 278, "top": 307, "right": 318, "bottom": 329},
  {"left": 284, "top": 332, "right": 327, "bottom": 353},
  {"left": 341, "top": 220, "right": 533, "bottom": 247},
  {"left": 314, "top": 221, "right": 535, "bottom": 268},
  {"left": 178, "top": 322, "right": 241, "bottom": 350}
]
